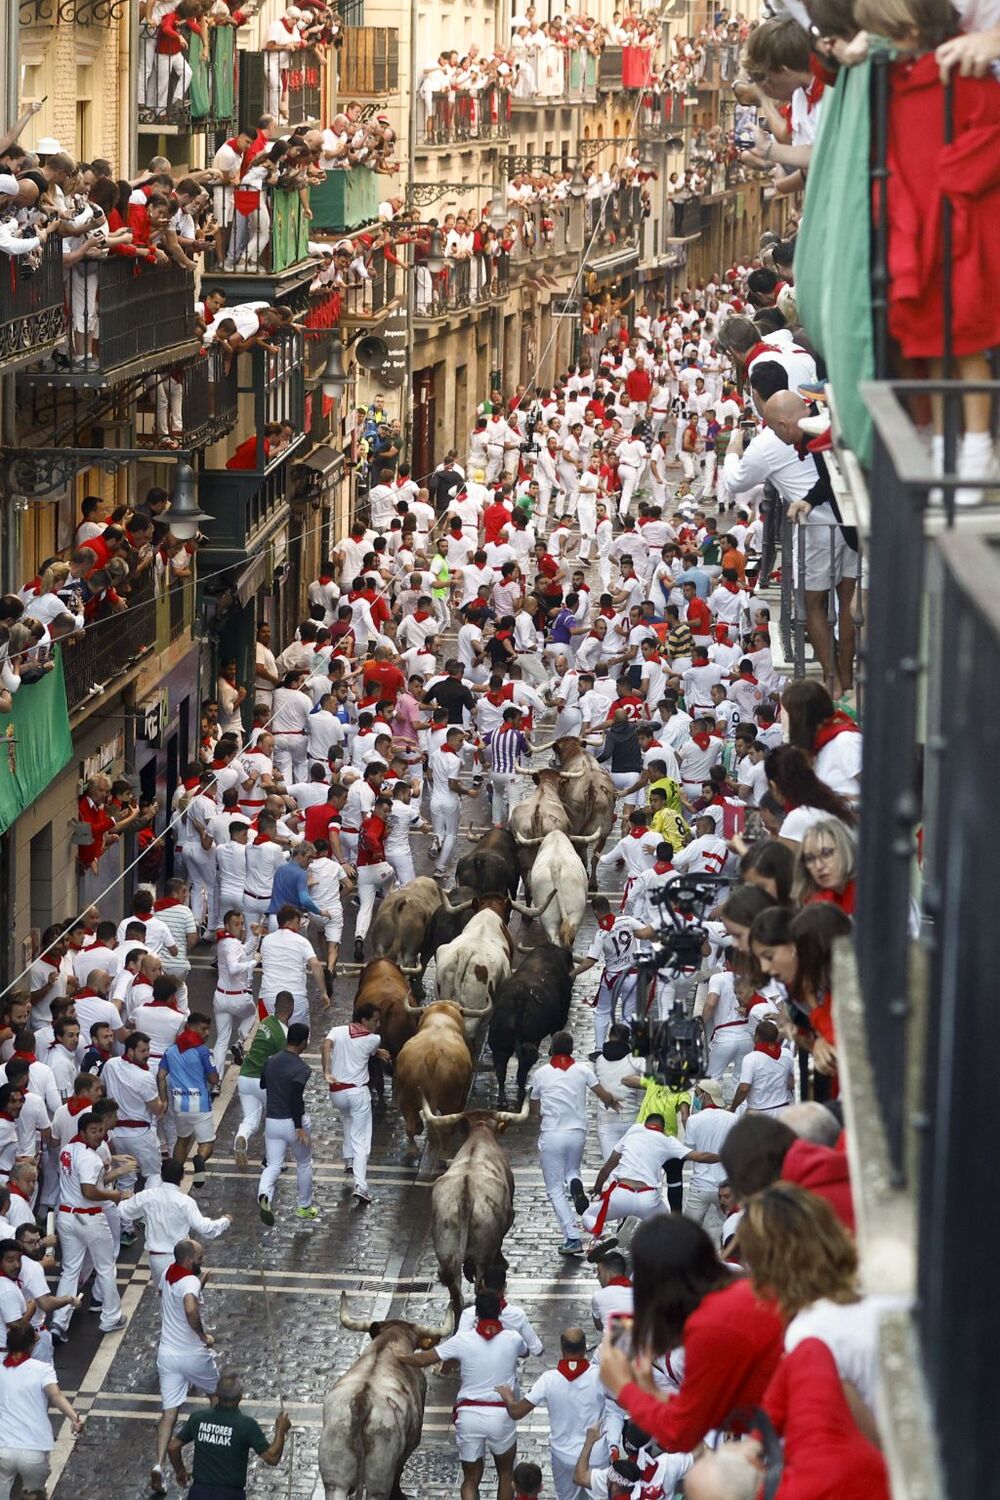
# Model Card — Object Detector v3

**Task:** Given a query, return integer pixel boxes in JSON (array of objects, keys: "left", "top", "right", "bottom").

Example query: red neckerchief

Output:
[
  {"left": 319, "top": 573, "right": 334, "bottom": 584},
  {"left": 628, "top": 826, "right": 650, "bottom": 840},
  {"left": 210, "top": 758, "right": 230, "bottom": 771},
  {"left": 557, "top": 1357, "right": 591, "bottom": 1381},
  {"left": 486, "top": 689, "right": 510, "bottom": 706},
  {"left": 347, "top": 1022, "right": 371, "bottom": 1039},
  {"left": 0, "top": 1111, "right": 14, "bottom": 1121},
  {"left": 182, "top": 775, "right": 201, "bottom": 791},
  {"left": 153, "top": 898, "right": 183, "bottom": 911},
  {"left": 549, "top": 1054, "right": 575, "bottom": 1071},
  {"left": 475, "top": 1319, "right": 504, "bottom": 1339},
  {"left": 755, "top": 1040, "right": 783, "bottom": 1060},
  {"left": 737, "top": 671, "right": 758, "bottom": 684},
  {"left": 607, "top": 1275, "right": 632, "bottom": 1287},
  {"left": 13, "top": 1050, "right": 36, "bottom": 1064},
  {"left": 701, "top": 1098, "right": 719, "bottom": 1109},
  {"left": 691, "top": 733, "right": 711, "bottom": 751},
  {"left": 176, "top": 1028, "right": 205, "bottom": 1053},
  {"left": 9, "top": 1185, "right": 30, "bottom": 1201},
  {"left": 38, "top": 956, "right": 61, "bottom": 971},
  {"left": 254, "top": 834, "right": 273, "bottom": 845},
  {"left": 66, "top": 1095, "right": 93, "bottom": 1115},
  {"left": 2, "top": 1351, "right": 32, "bottom": 1368},
  {"left": 73, "top": 987, "right": 99, "bottom": 1000},
  {"left": 598, "top": 914, "right": 616, "bottom": 932},
  {"left": 721, "top": 580, "right": 741, "bottom": 595},
  {"left": 124, "top": 1055, "right": 149, "bottom": 1071},
  {"left": 804, "top": 73, "right": 825, "bottom": 110},
  {"left": 164, "top": 1262, "right": 194, "bottom": 1285},
  {"left": 412, "top": 610, "right": 432, "bottom": 622},
  {"left": 812, "top": 710, "right": 860, "bottom": 751},
  {"left": 653, "top": 860, "right": 673, "bottom": 875},
  {"left": 149, "top": 999, "right": 180, "bottom": 1012},
  {"left": 644, "top": 1119, "right": 665, "bottom": 1133}
]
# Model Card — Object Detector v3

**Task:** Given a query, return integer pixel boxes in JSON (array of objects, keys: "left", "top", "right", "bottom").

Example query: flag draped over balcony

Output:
[
  {"left": 795, "top": 58, "right": 875, "bottom": 466},
  {"left": 0, "top": 650, "right": 73, "bottom": 835}
]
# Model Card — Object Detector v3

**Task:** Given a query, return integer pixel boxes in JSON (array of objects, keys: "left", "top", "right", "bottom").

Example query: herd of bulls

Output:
[{"left": 318, "top": 738, "right": 621, "bottom": 1499}]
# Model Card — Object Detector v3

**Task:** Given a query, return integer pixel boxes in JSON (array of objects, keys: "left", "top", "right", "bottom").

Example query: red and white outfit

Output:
[
  {"left": 591, "top": 1274, "right": 633, "bottom": 1332},
  {"left": 434, "top": 1324, "right": 527, "bottom": 1460},
  {"left": 582, "top": 1121, "right": 686, "bottom": 1235},
  {"left": 530, "top": 1058, "right": 600, "bottom": 1240},
  {"left": 585, "top": 916, "right": 648, "bottom": 1051},
  {"left": 324, "top": 1022, "right": 381, "bottom": 1196},
  {"left": 525, "top": 1358, "right": 607, "bottom": 1500},
  {"left": 682, "top": 1104, "right": 737, "bottom": 1241},
  {"left": 355, "top": 814, "right": 394, "bottom": 943},
  {"left": 0, "top": 1352, "right": 60, "bottom": 1500},
  {"left": 156, "top": 1262, "right": 219, "bottom": 1409},
  {"left": 705, "top": 970, "right": 752, "bottom": 1082},
  {"left": 51, "top": 1136, "right": 123, "bottom": 1336},
  {"left": 242, "top": 837, "right": 287, "bottom": 930},
  {"left": 212, "top": 933, "right": 258, "bottom": 1076},
  {"left": 270, "top": 685, "right": 314, "bottom": 785},
  {"left": 737, "top": 1042, "right": 795, "bottom": 1112},
  {"left": 102, "top": 1054, "right": 163, "bottom": 1189}
]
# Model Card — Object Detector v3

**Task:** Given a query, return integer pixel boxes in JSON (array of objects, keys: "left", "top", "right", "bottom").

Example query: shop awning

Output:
[
  {"left": 236, "top": 550, "right": 270, "bottom": 607},
  {"left": 584, "top": 247, "right": 640, "bottom": 278},
  {"left": 294, "top": 443, "right": 343, "bottom": 479}
]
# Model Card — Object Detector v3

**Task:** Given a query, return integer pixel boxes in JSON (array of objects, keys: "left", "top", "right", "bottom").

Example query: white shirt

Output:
[
  {"left": 428, "top": 746, "right": 462, "bottom": 808},
  {"left": 0, "top": 1358, "right": 58, "bottom": 1450},
  {"left": 434, "top": 1327, "right": 528, "bottom": 1403},
  {"left": 215, "top": 935, "right": 257, "bottom": 995},
  {"left": 525, "top": 1362, "right": 605, "bottom": 1459},
  {"left": 216, "top": 841, "right": 248, "bottom": 897},
  {"left": 815, "top": 730, "right": 863, "bottom": 802},
  {"left": 309, "top": 856, "right": 348, "bottom": 909},
  {"left": 683, "top": 1106, "right": 737, "bottom": 1190},
  {"left": 260, "top": 929, "right": 315, "bottom": 1001},
  {"left": 456, "top": 1300, "right": 543, "bottom": 1355},
  {"left": 613, "top": 1121, "right": 687, "bottom": 1186},
  {"left": 724, "top": 428, "right": 818, "bottom": 506},
  {"left": 119, "top": 1182, "right": 229, "bottom": 1254},
  {"left": 779, "top": 805, "right": 831, "bottom": 842},
  {"left": 586, "top": 915, "right": 646, "bottom": 977},
  {"left": 591, "top": 1278, "right": 634, "bottom": 1331},
  {"left": 785, "top": 1295, "right": 906, "bottom": 1417},
  {"left": 57, "top": 1136, "right": 105, "bottom": 1210},
  {"left": 158, "top": 1267, "right": 206, "bottom": 1359},
  {"left": 530, "top": 1059, "right": 599, "bottom": 1136},
  {"left": 0, "top": 1276, "right": 28, "bottom": 1349},
  {"left": 72, "top": 943, "right": 116, "bottom": 987},
  {"left": 102, "top": 1054, "right": 160, "bottom": 1125},
  {"left": 324, "top": 1023, "right": 380, "bottom": 1087},
  {"left": 243, "top": 841, "right": 287, "bottom": 899},
  {"left": 738, "top": 1047, "right": 794, "bottom": 1110}
]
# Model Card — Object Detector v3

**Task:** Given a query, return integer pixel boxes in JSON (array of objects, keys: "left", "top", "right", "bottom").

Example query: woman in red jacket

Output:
[{"left": 597, "top": 1215, "right": 784, "bottom": 1454}]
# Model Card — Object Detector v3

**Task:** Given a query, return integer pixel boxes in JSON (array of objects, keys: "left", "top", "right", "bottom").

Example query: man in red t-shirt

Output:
[
  {"left": 361, "top": 647, "right": 405, "bottom": 704},
  {"left": 625, "top": 357, "right": 653, "bottom": 412},
  {"left": 77, "top": 775, "right": 119, "bottom": 872},
  {"left": 683, "top": 581, "right": 712, "bottom": 640}
]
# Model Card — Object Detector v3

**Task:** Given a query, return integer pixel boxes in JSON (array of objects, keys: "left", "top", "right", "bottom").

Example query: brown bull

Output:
[
  {"left": 508, "top": 768, "right": 572, "bottom": 891},
  {"left": 369, "top": 876, "right": 441, "bottom": 974},
  {"left": 532, "top": 735, "right": 616, "bottom": 878},
  {"left": 393, "top": 1002, "right": 472, "bottom": 1156},
  {"left": 352, "top": 958, "right": 420, "bottom": 1062}
]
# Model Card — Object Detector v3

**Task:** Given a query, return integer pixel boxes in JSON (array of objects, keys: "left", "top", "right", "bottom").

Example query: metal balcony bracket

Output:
[{"left": 1, "top": 447, "right": 192, "bottom": 498}]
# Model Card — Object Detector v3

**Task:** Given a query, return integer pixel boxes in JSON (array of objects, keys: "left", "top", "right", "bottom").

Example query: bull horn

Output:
[
  {"left": 495, "top": 1097, "right": 532, "bottom": 1125},
  {"left": 516, "top": 941, "right": 537, "bottom": 954},
  {"left": 420, "top": 1095, "right": 465, "bottom": 1129},
  {"left": 558, "top": 766, "right": 587, "bottom": 780},
  {"left": 412, "top": 1307, "right": 455, "bottom": 1341},
  {"left": 339, "top": 1291, "right": 373, "bottom": 1333},
  {"left": 510, "top": 888, "right": 557, "bottom": 918},
  {"left": 529, "top": 737, "right": 557, "bottom": 753},
  {"left": 465, "top": 823, "right": 494, "bottom": 835},
  {"left": 457, "top": 1000, "right": 493, "bottom": 1023},
  {"left": 443, "top": 891, "right": 475, "bottom": 912},
  {"left": 403, "top": 1000, "right": 425, "bottom": 1016},
  {"left": 570, "top": 831, "right": 604, "bottom": 845},
  {"left": 398, "top": 964, "right": 424, "bottom": 975},
  {"left": 510, "top": 828, "right": 544, "bottom": 846}
]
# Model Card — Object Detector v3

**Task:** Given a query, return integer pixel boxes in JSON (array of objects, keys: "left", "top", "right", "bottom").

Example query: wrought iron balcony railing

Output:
[
  {"left": 0, "top": 236, "right": 66, "bottom": 373},
  {"left": 138, "top": 21, "right": 238, "bottom": 131},
  {"left": 423, "top": 85, "right": 511, "bottom": 145},
  {"left": 240, "top": 45, "right": 326, "bottom": 128}
]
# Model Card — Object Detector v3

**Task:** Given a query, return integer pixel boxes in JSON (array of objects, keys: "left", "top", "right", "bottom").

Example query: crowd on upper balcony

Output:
[{"left": 0, "top": 490, "right": 197, "bottom": 715}]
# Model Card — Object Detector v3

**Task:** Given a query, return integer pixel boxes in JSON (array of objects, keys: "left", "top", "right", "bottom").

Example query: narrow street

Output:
[{"left": 49, "top": 872, "right": 613, "bottom": 1500}]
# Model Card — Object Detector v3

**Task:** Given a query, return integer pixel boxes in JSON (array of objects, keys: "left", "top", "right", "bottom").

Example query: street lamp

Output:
[
  {"left": 569, "top": 162, "right": 587, "bottom": 199},
  {"left": 321, "top": 339, "right": 350, "bottom": 401},
  {"left": 167, "top": 461, "right": 211, "bottom": 541},
  {"left": 489, "top": 189, "right": 508, "bottom": 232}
]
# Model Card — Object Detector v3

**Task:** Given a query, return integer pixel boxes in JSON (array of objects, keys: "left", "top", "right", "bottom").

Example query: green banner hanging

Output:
[{"left": 0, "top": 651, "right": 74, "bottom": 836}]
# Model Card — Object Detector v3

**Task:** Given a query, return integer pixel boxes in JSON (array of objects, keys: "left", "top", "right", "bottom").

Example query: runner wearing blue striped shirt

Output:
[{"left": 490, "top": 707, "right": 530, "bottom": 827}]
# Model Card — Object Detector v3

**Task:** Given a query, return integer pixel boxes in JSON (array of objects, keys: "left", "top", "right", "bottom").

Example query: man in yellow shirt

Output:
[{"left": 648, "top": 786, "right": 688, "bottom": 853}]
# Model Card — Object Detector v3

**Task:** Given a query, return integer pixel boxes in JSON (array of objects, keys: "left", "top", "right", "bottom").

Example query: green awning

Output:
[
  {"left": 0, "top": 650, "right": 74, "bottom": 836},
  {"left": 795, "top": 58, "right": 875, "bottom": 466}
]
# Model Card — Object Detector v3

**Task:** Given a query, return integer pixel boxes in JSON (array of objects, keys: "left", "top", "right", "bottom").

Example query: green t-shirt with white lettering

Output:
[{"left": 177, "top": 1406, "right": 269, "bottom": 1488}]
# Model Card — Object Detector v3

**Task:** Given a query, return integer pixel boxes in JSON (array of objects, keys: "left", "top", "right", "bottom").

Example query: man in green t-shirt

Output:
[
  {"left": 168, "top": 1371, "right": 290, "bottom": 1497},
  {"left": 233, "top": 992, "right": 293, "bottom": 1170}
]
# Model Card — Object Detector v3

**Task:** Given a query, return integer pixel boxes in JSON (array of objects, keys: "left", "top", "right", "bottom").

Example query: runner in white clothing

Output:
[
  {"left": 497, "top": 1328, "right": 607, "bottom": 1500},
  {"left": 101, "top": 1035, "right": 167, "bottom": 1190},
  {"left": 212, "top": 912, "right": 259, "bottom": 1076},
  {"left": 321, "top": 1007, "right": 387, "bottom": 1204},
  {"left": 575, "top": 1116, "right": 717, "bottom": 1239},
  {"left": 50, "top": 1113, "right": 129, "bottom": 1339},
  {"left": 573, "top": 902, "right": 655, "bottom": 1051},
  {"left": 529, "top": 1034, "right": 619, "bottom": 1256},
  {"left": 399, "top": 1292, "right": 527, "bottom": 1491},
  {"left": 731, "top": 1020, "right": 795, "bottom": 1112},
  {"left": 152, "top": 1237, "right": 219, "bottom": 1495}
]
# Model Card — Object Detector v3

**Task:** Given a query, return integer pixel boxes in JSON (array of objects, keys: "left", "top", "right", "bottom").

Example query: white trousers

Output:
[
  {"left": 272, "top": 732, "right": 308, "bottom": 784},
  {"left": 491, "top": 772, "right": 524, "bottom": 827},
  {"left": 707, "top": 1029, "right": 753, "bottom": 1083},
  {"left": 0, "top": 1450, "right": 50, "bottom": 1500},
  {"left": 538, "top": 1128, "right": 586, "bottom": 1238},
  {"left": 550, "top": 1450, "right": 588, "bottom": 1500},
  {"left": 236, "top": 1075, "right": 267, "bottom": 1143},
  {"left": 155, "top": 372, "right": 184, "bottom": 435},
  {"left": 181, "top": 842, "right": 217, "bottom": 933},
  {"left": 430, "top": 798, "right": 461, "bottom": 875},
  {"left": 577, "top": 497, "right": 597, "bottom": 556},
  {"left": 596, "top": 1110, "right": 632, "bottom": 1162},
  {"left": 52, "top": 1212, "right": 123, "bottom": 1333},
  {"left": 684, "top": 1181, "right": 725, "bottom": 1244},
  {"left": 153, "top": 51, "right": 192, "bottom": 111},
  {"left": 356, "top": 862, "right": 394, "bottom": 941},
  {"left": 581, "top": 1182, "right": 662, "bottom": 1233},
  {"left": 618, "top": 465, "right": 641, "bottom": 517},
  {"left": 387, "top": 846, "right": 416, "bottom": 887},
  {"left": 228, "top": 202, "right": 272, "bottom": 272},
  {"left": 212, "top": 990, "right": 257, "bottom": 1076},
  {"left": 259, "top": 1115, "right": 313, "bottom": 1209},
  {"left": 110, "top": 1124, "right": 162, "bottom": 1192},
  {"left": 593, "top": 970, "right": 639, "bottom": 1050},
  {"left": 328, "top": 1087, "right": 373, "bottom": 1191}
]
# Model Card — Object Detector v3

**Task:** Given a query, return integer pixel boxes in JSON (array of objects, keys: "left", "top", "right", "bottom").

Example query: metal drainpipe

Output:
[
  {"left": 403, "top": 0, "right": 418, "bottom": 458},
  {"left": 2, "top": 0, "right": 22, "bottom": 594}
]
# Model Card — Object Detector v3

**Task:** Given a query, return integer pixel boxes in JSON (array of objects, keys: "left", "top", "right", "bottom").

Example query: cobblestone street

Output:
[{"left": 49, "top": 834, "right": 619, "bottom": 1500}]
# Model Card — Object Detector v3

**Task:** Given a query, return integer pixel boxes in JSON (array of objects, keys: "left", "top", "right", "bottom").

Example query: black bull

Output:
[{"left": 488, "top": 942, "right": 574, "bottom": 1108}]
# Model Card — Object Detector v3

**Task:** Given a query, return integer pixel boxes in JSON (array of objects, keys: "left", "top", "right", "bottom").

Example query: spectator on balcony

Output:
[
  {"left": 263, "top": 7, "right": 307, "bottom": 122},
  {"left": 152, "top": 0, "right": 206, "bottom": 118},
  {"left": 74, "top": 496, "right": 109, "bottom": 547},
  {"left": 210, "top": 128, "right": 257, "bottom": 261},
  {"left": 77, "top": 775, "right": 120, "bottom": 874}
]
